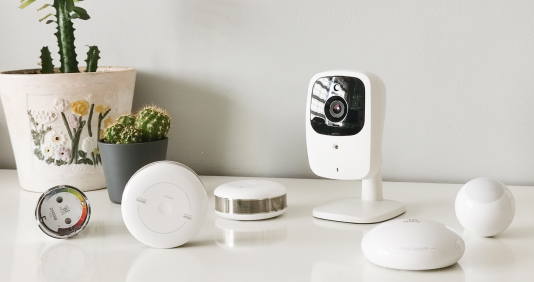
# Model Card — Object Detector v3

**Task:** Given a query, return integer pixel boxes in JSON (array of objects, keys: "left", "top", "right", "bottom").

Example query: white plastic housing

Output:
[
  {"left": 455, "top": 177, "right": 515, "bottom": 237},
  {"left": 121, "top": 161, "right": 208, "bottom": 248},
  {"left": 361, "top": 218, "right": 465, "bottom": 270},
  {"left": 306, "top": 70, "right": 404, "bottom": 223},
  {"left": 305, "top": 70, "right": 386, "bottom": 180}
]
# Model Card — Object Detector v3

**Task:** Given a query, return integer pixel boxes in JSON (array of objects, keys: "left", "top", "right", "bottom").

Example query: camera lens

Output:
[
  {"left": 324, "top": 96, "right": 348, "bottom": 122},
  {"left": 329, "top": 101, "right": 344, "bottom": 118},
  {"left": 332, "top": 104, "right": 342, "bottom": 115}
]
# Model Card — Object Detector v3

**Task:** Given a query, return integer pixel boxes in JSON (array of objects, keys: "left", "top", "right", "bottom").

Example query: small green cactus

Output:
[
  {"left": 135, "top": 106, "right": 171, "bottom": 142},
  {"left": 102, "top": 105, "right": 171, "bottom": 144},
  {"left": 120, "top": 126, "right": 142, "bottom": 144},
  {"left": 85, "top": 46, "right": 100, "bottom": 73},
  {"left": 103, "top": 123, "right": 124, "bottom": 144},
  {"left": 116, "top": 114, "right": 136, "bottom": 126},
  {"left": 40, "top": 46, "right": 55, "bottom": 74}
]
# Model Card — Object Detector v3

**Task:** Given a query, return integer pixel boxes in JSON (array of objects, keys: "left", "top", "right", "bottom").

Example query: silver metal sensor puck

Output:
[{"left": 214, "top": 179, "right": 288, "bottom": 220}]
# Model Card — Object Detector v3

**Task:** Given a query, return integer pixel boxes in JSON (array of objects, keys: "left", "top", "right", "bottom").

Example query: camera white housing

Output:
[{"left": 306, "top": 70, "right": 405, "bottom": 223}]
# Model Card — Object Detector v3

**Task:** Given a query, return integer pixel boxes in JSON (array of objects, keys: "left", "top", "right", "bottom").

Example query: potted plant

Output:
[
  {"left": 98, "top": 105, "right": 171, "bottom": 204},
  {"left": 0, "top": 0, "right": 136, "bottom": 192}
]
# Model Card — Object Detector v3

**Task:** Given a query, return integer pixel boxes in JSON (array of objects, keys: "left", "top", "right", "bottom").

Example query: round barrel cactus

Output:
[
  {"left": 135, "top": 106, "right": 171, "bottom": 142},
  {"left": 120, "top": 126, "right": 142, "bottom": 144},
  {"left": 104, "top": 123, "right": 125, "bottom": 144},
  {"left": 116, "top": 114, "right": 136, "bottom": 126}
]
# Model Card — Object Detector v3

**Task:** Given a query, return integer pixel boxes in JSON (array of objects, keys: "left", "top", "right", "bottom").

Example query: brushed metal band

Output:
[{"left": 215, "top": 194, "right": 287, "bottom": 214}]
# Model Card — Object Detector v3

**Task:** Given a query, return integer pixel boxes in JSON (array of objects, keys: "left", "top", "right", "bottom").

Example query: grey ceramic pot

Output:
[{"left": 98, "top": 138, "right": 168, "bottom": 204}]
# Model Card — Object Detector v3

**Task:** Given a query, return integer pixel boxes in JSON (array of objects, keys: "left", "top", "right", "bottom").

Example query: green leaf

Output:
[
  {"left": 39, "top": 13, "right": 54, "bottom": 22},
  {"left": 70, "top": 13, "right": 80, "bottom": 19},
  {"left": 19, "top": 0, "right": 36, "bottom": 9},
  {"left": 46, "top": 20, "right": 55, "bottom": 24},
  {"left": 73, "top": 6, "right": 90, "bottom": 20},
  {"left": 65, "top": 0, "right": 74, "bottom": 13},
  {"left": 78, "top": 150, "right": 86, "bottom": 158},
  {"left": 37, "top": 4, "right": 51, "bottom": 11}
]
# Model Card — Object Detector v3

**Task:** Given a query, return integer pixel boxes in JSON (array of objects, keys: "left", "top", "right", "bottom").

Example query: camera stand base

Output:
[{"left": 313, "top": 198, "right": 406, "bottom": 224}]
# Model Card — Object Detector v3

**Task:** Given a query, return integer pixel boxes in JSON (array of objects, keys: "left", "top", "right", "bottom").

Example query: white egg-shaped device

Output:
[
  {"left": 361, "top": 218, "right": 465, "bottom": 270},
  {"left": 121, "top": 161, "right": 208, "bottom": 248},
  {"left": 455, "top": 177, "right": 515, "bottom": 237},
  {"left": 214, "top": 179, "right": 287, "bottom": 220}
]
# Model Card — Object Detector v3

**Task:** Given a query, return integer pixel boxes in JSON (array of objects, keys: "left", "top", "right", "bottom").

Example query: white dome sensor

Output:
[
  {"left": 362, "top": 218, "right": 465, "bottom": 270},
  {"left": 455, "top": 177, "right": 515, "bottom": 237}
]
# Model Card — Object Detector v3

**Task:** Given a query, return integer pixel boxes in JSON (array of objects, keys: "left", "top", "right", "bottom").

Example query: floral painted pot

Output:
[{"left": 0, "top": 67, "right": 136, "bottom": 192}]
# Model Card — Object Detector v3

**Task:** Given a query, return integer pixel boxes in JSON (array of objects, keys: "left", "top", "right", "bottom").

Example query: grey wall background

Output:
[{"left": 1, "top": 0, "right": 533, "bottom": 185}]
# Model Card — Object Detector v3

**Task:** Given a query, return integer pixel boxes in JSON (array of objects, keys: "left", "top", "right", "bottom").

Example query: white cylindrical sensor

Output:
[
  {"left": 121, "top": 161, "right": 208, "bottom": 248},
  {"left": 214, "top": 179, "right": 287, "bottom": 220}
]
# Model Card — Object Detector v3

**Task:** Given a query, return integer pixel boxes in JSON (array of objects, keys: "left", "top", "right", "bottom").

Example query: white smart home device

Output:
[
  {"left": 361, "top": 218, "right": 465, "bottom": 270},
  {"left": 214, "top": 179, "right": 287, "bottom": 220},
  {"left": 306, "top": 70, "right": 405, "bottom": 223},
  {"left": 121, "top": 161, "right": 208, "bottom": 248},
  {"left": 455, "top": 177, "right": 515, "bottom": 237}
]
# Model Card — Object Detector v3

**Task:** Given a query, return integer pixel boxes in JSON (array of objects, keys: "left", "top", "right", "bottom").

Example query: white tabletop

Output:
[{"left": 0, "top": 169, "right": 532, "bottom": 282}]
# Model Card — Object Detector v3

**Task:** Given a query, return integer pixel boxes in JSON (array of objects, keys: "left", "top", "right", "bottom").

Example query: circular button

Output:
[
  {"left": 157, "top": 201, "right": 173, "bottom": 216},
  {"left": 333, "top": 84, "right": 340, "bottom": 91}
]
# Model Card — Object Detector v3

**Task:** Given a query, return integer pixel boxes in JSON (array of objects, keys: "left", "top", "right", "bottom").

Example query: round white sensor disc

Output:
[{"left": 122, "top": 161, "right": 208, "bottom": 248}]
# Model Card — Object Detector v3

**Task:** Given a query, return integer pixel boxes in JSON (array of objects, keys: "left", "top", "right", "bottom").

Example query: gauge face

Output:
[
  {"left": 309, "top": 76, "right": 365, "bottom": 136},
  {"left": 35, "top": 185, "right": 90, "bottom": 239}
]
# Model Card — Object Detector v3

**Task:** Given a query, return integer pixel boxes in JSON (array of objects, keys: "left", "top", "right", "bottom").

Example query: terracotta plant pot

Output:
[
  {"left": 0, "top": 67, "right": 136, "bottom": 192},
  {"left": 98, "top": 138, "right": 168, "bottom": 204}
]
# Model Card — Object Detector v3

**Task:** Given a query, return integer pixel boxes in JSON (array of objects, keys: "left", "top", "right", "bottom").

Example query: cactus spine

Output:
[
  {"left": 120, "top": 126, "right": 142, "bottom": 144},
  {"left": 135, "top": 106, "right": 171, "bottom": 142}
]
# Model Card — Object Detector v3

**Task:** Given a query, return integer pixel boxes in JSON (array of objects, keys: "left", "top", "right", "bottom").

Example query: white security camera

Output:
[{"left": 305, "top": 70, "right": 405, "bottom": 223}]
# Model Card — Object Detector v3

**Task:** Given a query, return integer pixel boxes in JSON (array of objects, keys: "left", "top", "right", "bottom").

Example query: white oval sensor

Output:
[
  {"left": 214, "top": 179, "right": 287, "bottom": 220},
  {"left": 122, "top": 161, "right": 208, "bottom": 248},
  {"left": 361, "top": 218, "right": 465, "bottom": 270}
]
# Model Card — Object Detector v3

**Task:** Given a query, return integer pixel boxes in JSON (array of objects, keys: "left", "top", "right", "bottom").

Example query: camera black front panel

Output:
[{"left": 309, "top": 76, "right": 365, "bottom": 136}]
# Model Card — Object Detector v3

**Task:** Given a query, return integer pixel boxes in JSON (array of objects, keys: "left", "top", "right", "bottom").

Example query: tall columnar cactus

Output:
[
  {"left": 135, "top": 106, "right": 172, "bottom": 142},
  {"left": 20, "top": 0, "right": 99, "bottom": 73}
]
